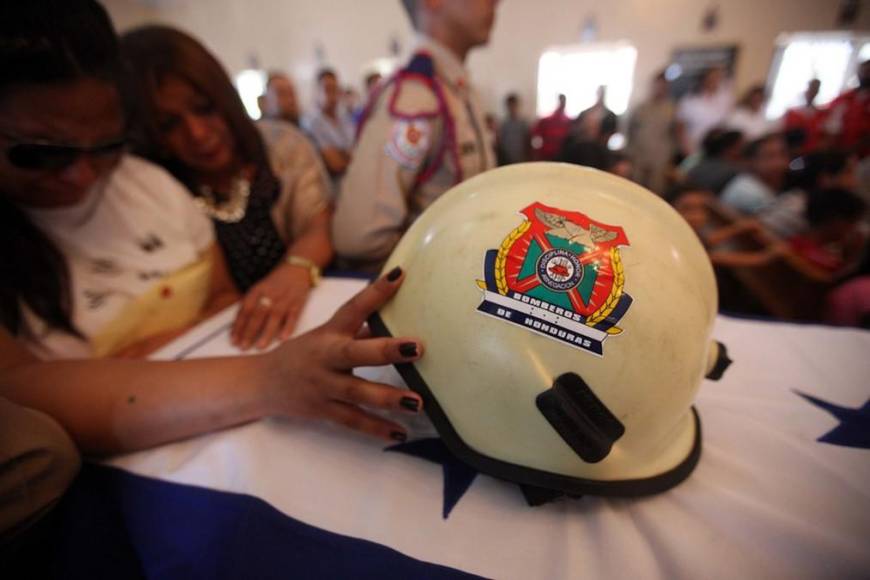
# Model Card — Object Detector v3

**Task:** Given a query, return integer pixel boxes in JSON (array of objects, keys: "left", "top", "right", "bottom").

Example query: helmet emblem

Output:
[{"left": 476, "top": 202, "right": 633, "bottom": 356}]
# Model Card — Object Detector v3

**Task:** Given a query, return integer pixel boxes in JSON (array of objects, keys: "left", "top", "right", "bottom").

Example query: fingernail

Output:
[
  {"left": 399, "top": 342, "right": 418, "bottom": 358},
  {"left": 400, "top": 396, "right": 420, "bottom": 413},
  {"left": 386, "top": 266, "right": 402, "bottom": 282},
  {"left": 390, "top": 431, "right": 407, "bottom": 442}
]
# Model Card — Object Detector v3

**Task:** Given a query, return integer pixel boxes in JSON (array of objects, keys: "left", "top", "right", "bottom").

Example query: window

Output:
[
  {"left": 234, "top": 69, "right": 267, "bottom": 120},
  {"left": 766, "top": 32, "right": 870, "bottom": 120},
  {"left": 363, "top": 57, "right": 400, "bottom": 79},
  {"left": 536, "top": 42, "right": 637, "bottom": 118}
]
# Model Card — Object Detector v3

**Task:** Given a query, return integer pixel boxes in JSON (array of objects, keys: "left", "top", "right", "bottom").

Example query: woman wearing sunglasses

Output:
[
  {"left": 121, "top": 27, "right": 334, "bottom": 352},
  {"left": 0, "top": 0, "right": 423, "bottom": 494},
  {"left": 0, "top": 17, "right": 242, "bottom": 359}
]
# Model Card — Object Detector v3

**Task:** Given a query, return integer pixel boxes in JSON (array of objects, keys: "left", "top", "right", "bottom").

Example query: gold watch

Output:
[{"left": 285, "top": 255, "right": 321, "bottom": 287}]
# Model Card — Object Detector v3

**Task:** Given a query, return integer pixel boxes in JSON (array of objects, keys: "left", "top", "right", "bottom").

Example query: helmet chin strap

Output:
[
  {"left": 519, "top": 483, "right": 582, "bottom": 507},
  {"left": 535, "top": 372, "right": 625, "bottom": 463}
]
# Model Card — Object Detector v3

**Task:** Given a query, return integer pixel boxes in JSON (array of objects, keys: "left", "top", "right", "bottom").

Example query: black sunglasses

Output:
[{"left": 0, "top": 130, "right": 128, "bottom": 171}]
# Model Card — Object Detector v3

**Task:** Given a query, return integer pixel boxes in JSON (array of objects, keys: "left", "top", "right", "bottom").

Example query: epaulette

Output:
[
  {"left": 387, "top": 51, "right": 442, "bottom": 119},
  {"left": 404, "top": 52, "right": 436, "bottom": 78},
  {"left": 354, "top": 51, "right": 440, "bottom": 141}
]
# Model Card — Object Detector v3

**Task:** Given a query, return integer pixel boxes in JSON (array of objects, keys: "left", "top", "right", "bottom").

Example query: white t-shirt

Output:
[
  {"left": 726, "top": 108, "right": 781, "bottom": 141},
  {"left": 720, "top": 173, "right": 777, "bottom": 216},
  {"left": 21, "top": 155, "right": 214, "bottom": 359},
  {"left": 677, "top": 88, "right": 734, "bottom": 153}
]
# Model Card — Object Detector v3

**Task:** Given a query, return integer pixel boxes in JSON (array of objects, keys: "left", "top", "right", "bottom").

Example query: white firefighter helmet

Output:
[{"left": 371, "top": 162, "right": 729, "bottom": 498}]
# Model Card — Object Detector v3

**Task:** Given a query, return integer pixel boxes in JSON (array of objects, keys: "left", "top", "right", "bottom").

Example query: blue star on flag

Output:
[
  {"left": 385, "top": 438, "right": 480, "bottom": 519},
  {"left": 796, "top": 391, "right": 870, "bottom": 450}
]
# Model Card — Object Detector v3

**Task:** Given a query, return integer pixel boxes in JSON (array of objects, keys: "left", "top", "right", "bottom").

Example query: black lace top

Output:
[{"left": 211, "top": 166, "right": 287, "bottom": 291}]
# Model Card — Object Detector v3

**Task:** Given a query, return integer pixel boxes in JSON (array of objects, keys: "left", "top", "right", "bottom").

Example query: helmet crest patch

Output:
[{"left": 476, "top": 202, "right": 633, "bottom": 356}]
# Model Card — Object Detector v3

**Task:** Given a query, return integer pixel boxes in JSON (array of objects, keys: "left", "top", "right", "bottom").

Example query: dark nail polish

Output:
[
  {"left": 386, "top": 266, "right": 402, "bottom": 282},
  {"left": 400, "top": 396, "right": 420, "bottom": 413},
  {"left": 390, "top": 431, "right": 407, "bottom": 442},
  {"left": 399, "top": 342, "right": 418, "bottom": 358}
]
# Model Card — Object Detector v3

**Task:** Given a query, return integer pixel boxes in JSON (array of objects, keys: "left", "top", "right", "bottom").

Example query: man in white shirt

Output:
[
  {"left": 677, "top": 67, "right": 734, "bottom": 155},
  {"left": 726, "top": 85, "right": 780, "bottom": 141}
]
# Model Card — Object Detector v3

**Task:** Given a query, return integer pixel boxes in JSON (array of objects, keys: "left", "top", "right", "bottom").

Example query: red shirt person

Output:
[
  {"left": 531, "top": 94, "right": 572, "bottom": 160},
  {"left": 784, "top": 78, "right": 823, "bottom": 153},
  {"left": 823, "top": 61, "right": 870, "bottom": 157}
]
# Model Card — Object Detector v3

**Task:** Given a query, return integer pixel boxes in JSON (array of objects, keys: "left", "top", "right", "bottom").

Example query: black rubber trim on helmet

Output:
[
  {"left": 535, "top": 373, "right": 625, "bottom": 463},
  {"left": 536, "top": 372, "right": 625, "bottom": 463},
  {"left": 705, "top": 341, "right": 732, "bottom": 381},
  {"left": 519, "top": 484, "right": 579, "bottom": 506},
  {"left": 369, "top": 312, "right": 703, "bottom": 497}
]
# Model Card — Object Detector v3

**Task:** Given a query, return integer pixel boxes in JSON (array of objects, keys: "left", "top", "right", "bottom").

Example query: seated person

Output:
[
  {"left": 1, "top": 2, "right": 425, "bottom": 542},
  {"left": 258, "top": 72, "right": 301, "bottom": 127},
  {"left": 121, "top": 27, "right": 333, "bottom": 351},
  {"left": 686, "top": 128, "right": 743, "bottom": 195},
  {"left": 0, "top": 12, "right": 234, "bottom": 360},
  {"left": 825, "top": 276, "right": 870, "bottom": 328},
  {"left": 786, "top": 188, "right": 867, "bottom": 283},
  {"left": 2, "top": 167, "right": 231, "bottom": 360},
  {"left": 720, "top": 133, "right": 789, "bottom": 216},
  {"left": 669, "top": 186, "right": 784, "bottom": 268},
  {"left": 760, "top": 150, "right": 858, "bottom": 239},
  {"left": 301, "top": 68, "right": 355, "bottom": 188}
]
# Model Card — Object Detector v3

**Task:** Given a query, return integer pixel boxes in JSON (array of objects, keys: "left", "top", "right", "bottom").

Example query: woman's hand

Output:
[
  {"left": 231, "top": 261, "right": 313, "bottom": 350},
  {"left": 0, "top": 268, "right": 421, "bottom": 454},
  {"left": 258, "top": 267, "right": 424, "bottom": 442}
]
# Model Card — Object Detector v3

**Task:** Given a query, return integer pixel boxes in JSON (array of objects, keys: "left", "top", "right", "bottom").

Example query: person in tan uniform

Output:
[
  {"left": 628, "top": 71, "right": 679, "bottom": 196},
  {"left": 332, "top": 0, "right": 499, "bottom": 270}
]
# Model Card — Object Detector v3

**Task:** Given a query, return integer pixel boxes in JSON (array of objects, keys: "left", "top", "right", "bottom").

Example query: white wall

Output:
[
  {"left": 103, "top": 0, "right": 869, "bottom": 117},
  {"left": 101, "top": 0, "right": 160, "bottom": 30}
]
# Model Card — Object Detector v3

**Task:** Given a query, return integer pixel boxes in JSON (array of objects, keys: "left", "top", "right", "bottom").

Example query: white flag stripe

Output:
[{"left": 107, "top": 279, "right": 870, "bottom": 579}]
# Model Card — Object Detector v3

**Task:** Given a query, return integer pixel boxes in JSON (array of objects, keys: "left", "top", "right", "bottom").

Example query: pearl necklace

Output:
[{"left": 194, "top": 175, "right": 251, "bottom": 223}]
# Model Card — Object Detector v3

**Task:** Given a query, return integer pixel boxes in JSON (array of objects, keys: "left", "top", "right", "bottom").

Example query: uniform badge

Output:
[
  {"left": 476, "top": 202, "right": 632, "bottom": 356},
  {"left": 385, "top": 119, "right": 430, "bottom": 169}
]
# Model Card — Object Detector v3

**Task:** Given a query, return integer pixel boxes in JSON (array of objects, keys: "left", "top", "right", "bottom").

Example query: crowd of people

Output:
[
  {"left": 0, "top": 0, "right": 867, "bottom": 557},
  {"left": 493, "top": 62, "right": 869, "bottom": 327}
]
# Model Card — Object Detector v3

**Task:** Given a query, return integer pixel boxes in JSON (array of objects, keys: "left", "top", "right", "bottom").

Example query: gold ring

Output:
[{"left": 258, "top": 295, "right": 274, "bottom": 308}]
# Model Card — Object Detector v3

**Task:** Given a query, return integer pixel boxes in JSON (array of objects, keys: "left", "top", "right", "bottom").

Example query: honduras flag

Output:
[{"left": 25, "top": 279, "right": 870, "bottom": 579}]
